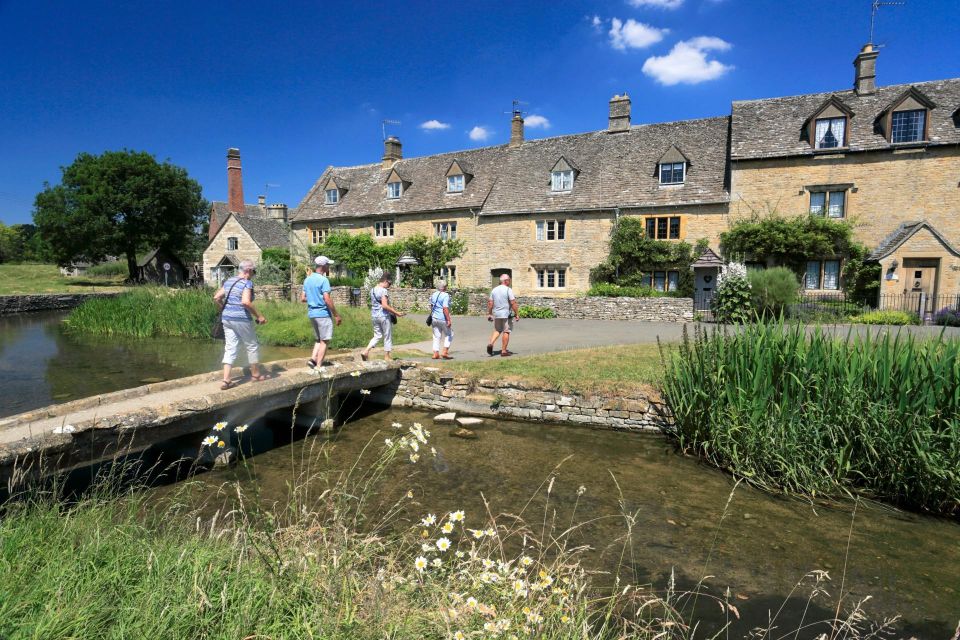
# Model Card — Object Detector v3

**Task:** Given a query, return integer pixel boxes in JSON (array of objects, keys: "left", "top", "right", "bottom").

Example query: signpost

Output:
[{"left": 163, "top": 262, "right": 170, "bottom": 287}]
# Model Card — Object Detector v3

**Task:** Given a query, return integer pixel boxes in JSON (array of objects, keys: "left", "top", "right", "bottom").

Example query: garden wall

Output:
[
  {"left": 372, "top": 364, "right": 672, "bottom": 433},
  {"left": 0, "top": 292, "right": 122, "bottom": 316}
]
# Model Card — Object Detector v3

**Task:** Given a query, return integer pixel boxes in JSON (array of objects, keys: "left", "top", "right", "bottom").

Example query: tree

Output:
[
  {"left": 400, "top": 234, "right": 465, "bottom": 288},
  {"left": 33, "top": 150, "right": 207, "bottom": 279}
]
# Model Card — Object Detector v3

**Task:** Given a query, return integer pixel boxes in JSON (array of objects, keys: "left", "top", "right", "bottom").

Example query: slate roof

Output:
[
  {"left": 870, "top": 220, "right": 960, "bottom": 260},
  {"left": 210, "top": 201, "right": 266, "bottom": 231},
  {"left": 233, "top": 215, "right": 290, "bottom": 249},
  {"left": 731, "top": 78, "right": 960, "bottom": 160},
  {"left": 292, "top": 117, "right": 731, "bottom": 223},
  {"left": 691, "top": 247, "right": 724, "bottom": 268}
]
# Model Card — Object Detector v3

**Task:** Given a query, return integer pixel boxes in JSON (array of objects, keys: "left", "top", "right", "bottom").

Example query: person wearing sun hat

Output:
[{"left": 300, "top": 255, "right": 342, "bottom": 368}]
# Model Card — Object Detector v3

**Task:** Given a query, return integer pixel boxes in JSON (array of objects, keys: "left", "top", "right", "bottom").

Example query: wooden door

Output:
[{"left": 902, "top": 258, "right": 938, "bottom": 314}]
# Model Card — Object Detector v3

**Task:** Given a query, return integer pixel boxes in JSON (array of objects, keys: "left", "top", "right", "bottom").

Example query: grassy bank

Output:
[
  {"left": 65, "top": 287, "right": 430, "bottom": 349},
  {"left": 663, "top": 323, "right": 960, "bottom": 515},
  {"left": 0, "top": 263, "right": 127, "bottom": 294}
]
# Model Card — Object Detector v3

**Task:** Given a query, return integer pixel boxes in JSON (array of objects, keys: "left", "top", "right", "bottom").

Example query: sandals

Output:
[
  {"left": 251, "top": 374, "right": 269, "bottom": 382},
  {"left": 220, "top": 380, "right": 235, "bottom": 390},
  {"left": 360, "top": 352, "right": 369, "bottom": 361},
  {"left": 501, "top": 350, "right": 514, "bottom": 357}
]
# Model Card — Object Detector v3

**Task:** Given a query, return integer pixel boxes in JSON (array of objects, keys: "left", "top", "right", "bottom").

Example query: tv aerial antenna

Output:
[
  {"left": 264, "top": 182, "right": 280, "bottom": 200},
  {"left": 504, "top": 99, "right": 528, "bottom": 117},
  {"left": 382, "top": 119, "right": 401, "bottom": 140},
  {"left": 869, "top": 0, "right": 905, "bottom": 45}
]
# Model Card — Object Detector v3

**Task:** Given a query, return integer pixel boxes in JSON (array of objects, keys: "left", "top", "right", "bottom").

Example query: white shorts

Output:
[{"left": 311, "top": 317, "right": 334, "bottom": 342}]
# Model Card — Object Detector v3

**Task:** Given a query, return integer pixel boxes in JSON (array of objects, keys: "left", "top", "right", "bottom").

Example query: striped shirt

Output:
[{"left": 221, "top": 277, "right": 254, "bottom": 321}]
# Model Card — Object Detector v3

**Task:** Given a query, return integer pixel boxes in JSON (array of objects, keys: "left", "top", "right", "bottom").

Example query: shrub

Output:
[
  {"left": 748, "top": 267, "right": 798, "bottom": 318},
  {"left": 587, "top": 283, "right": 656, "bottom": 298},
  {"left": 933, "top": 307, "right": 960, "bottom": 327},
  {"left": 449, "top": 290, "right": 470, "bottom": 315},
  {"left": 329, "top": 276, "right": 363, "bottom": 287},
  {"left": 849, "top": 310, "right": 920, "bottom": 326},
  {"left": 253, "top": 261, "right": 289, "bottom": 286},
  {"left": 86, "top": 261, "right": 129, "bottom": 278},
  {"left": 517, "top": 305, "right": 556, "bottom": 319},
  {"left": 710, "top": 268, "right": 753, "bottom": 324}
]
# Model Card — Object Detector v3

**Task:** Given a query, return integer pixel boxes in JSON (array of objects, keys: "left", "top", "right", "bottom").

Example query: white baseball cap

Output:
[{"left": 314, "top": 256, "right": 335, "bottom": 266}]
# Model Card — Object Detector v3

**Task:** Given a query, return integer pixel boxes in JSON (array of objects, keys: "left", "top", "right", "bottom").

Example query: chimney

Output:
[
  {"left": 853, "top": 44, "right": 879, "bottom": 96},
  {"left": 257, "top": 194, "right": 266, "bottom": 212},
  {"left": 227, "top": 148, "right": 244, "bottom": 213},
  {"left": 509, "top": 110, "right": 524, "bottom": 148},
  {"left": 608, "top": 94, "right": 631, "bottom": 132},
  {"left": 382, "top": 136, "right": 402, "bottom": 170},
  {"left": 266, "top": 203, "right": 288, "bottom": 223}
]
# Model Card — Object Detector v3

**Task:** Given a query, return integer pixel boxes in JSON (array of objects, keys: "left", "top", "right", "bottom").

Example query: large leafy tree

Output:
[{"left": 34, "top": 151, "right": 207, "bottom": 278}]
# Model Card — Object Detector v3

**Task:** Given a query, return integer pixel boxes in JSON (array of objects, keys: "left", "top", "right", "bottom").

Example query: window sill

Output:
[
  {"left": 891, "top": 142, "right": 928, "bottom": 153},
  {"left": 549, "top": 190, "right": 573, "bottom": 196},
  {"left": 812, "top": 147, "right": 848, "bottom": 156},
  {"left": 445, "top": 191, "right": 464, "bottom": 196},
  {"left": 658, "top": 182, "right": 685, "bottom": 187}
]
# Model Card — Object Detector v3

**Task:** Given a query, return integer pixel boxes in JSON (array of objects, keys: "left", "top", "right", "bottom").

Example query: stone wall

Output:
[
  {"left": 372, "top": 364, "right": 672, "bottom": 433},
  {"left": 0, "top": 292, "right": 122, "bottom": 316}
]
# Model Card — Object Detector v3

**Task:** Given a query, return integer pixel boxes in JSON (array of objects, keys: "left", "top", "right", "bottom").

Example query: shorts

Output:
[
  {"left": 311, "top": 317, "right": 334, "bottom": 342},
  {"left": 493, "top": 317, "right": 514, "bottom": 333}
]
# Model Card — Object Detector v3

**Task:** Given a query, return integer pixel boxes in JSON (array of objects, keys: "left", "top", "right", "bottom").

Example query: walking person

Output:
[
  {"left": 429, "top": 279, "right": 454, "bottom": 359},
  {"left": 301, "top": 256, "right": 342, "bottom": 369},
  {"left": 213, "top": 259, "right": 267, "bottom": 390},
  {"left": 361, "top": 274, "right": 404, "bottom": 362},
  {"left": 486, "top": 273, "right": 520, "bottom": 356}
]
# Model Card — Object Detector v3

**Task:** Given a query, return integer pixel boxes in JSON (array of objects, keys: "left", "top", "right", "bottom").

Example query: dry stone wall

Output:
[
  {"left": 371, "top": 364, "right": 673, "bottom": 433},
  {"left": 0, "top": 292, "right": 122, "bottom": 316}
]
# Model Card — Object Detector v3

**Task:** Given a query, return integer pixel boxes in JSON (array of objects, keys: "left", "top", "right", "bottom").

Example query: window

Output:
[
  {"left": 640, "top": 270, "right": 680, "bottom": 292},
  {"left": 809, "top": 190, "right": 846, "bottom": 218},
  {"left": 805, "top": 260, "right": 841, "bottom": 290},
  {"left": 227, "top": 237, "right": 238, "bottom": 251},
  {"left": 551, "top": 170, "right": 574, "bottom": 192},
  {"left": 310, "top": 227, "right": 329, "bottom": 245},
  {"left": 814, "top": 117, "right": 846, "bottom": 149},
  {"left": 645, "top": 216, "right": 681, "bottom": 240},
  {"left": 659, "top": 162, "right": 685, "bottom": 184},
  {"left": 536, "top": 220, "right": 566, "bottom": 241},
  {"left": 891, "top": 109, "right": 926, "bottom": 143},
  {"left": 535, "top": 267, "right": 566, "bottom": 289},
  {"left": 447, "top": 174, "right": 464, "bottom": 193},
  {"left": 434, "top": 222, "right": 457, "bottom": 240},
  {"left": 387, "top": 181, "right": 402, "bottom": 199},
  {"left": 437, "top": 265, "right": 456, "bottom": 282},
  {"left": 375, "top": 220, "right": 394, "bottom": 237},
  {"left": 324, "top": 188, "right": 339, "bottom": 204}
]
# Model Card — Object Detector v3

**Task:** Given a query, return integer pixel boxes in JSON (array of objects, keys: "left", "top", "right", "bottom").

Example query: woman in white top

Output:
[
  {"left": 361, "top": 274, "right": 405, "bottom": 362},
  {"left": 429, "top": 279, "right": 454, "bottom": 359}
]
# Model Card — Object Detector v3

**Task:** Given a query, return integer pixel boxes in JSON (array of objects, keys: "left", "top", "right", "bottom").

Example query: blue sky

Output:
[{"left": 1, "top": 0, "right": 958, "bottom": 225}]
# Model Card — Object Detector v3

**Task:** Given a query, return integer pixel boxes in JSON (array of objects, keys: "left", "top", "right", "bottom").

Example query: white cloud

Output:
[
  {"left": 524, "top": 115, "right": 551, "bottom": 129},
  {"left": 627, "top": 0, "right": 684, "bottom": 8},
  {"left": 420, "top": 119, "right": 451, "bottom": 131},
  {"left": 609, "top": 18, "right": 667, "bottom": 51},
  {"left": 641, "top": 36, "right": 733, "bottom": 85},
  {"left": 468, "top": 126, "right": 492, "bottom": 141},
  {"left": 591, "top": 15, "right": 602, "bottom": 31}
]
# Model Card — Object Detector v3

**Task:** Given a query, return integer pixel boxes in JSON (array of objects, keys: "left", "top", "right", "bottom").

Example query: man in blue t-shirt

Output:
[{"left": 300, "top": 256, "right": 342, "bottom": 368}]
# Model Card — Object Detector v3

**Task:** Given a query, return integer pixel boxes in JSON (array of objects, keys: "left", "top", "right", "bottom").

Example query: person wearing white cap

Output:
[{"left": 300, "top": 256, "right": 342, "bottom": 368}]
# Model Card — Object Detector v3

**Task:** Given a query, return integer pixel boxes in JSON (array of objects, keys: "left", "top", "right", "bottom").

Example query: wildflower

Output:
[
  {"left": 409, "top": 440, "right": 419, "bottom": 453},
  {"left": 217, "top": 440, "right": 226, "bottom": 448},
  {"left": 520, "top": 555, "right": 533, "bottom": 567},
  {"left": 480, "top": 571, "right": 499, "bottom": 584},
  {"left": 350, "top": 370, "right": 361, "bottom": 377},
  {"left": 538, "top": 570, "right": 554, "bottom": 587},
  {"left": 436, "top": 537, "right": 451, "bottom": 552},
  {"left": 432, "top": 557, "right": 442, "bottom": 568},
  {"left": 406, "top": 490, "right": 414, "bottom": 499},
  {"left": 421, "top": 543, "right": 432, "bottom": 552},
  {"left": 201, "top": 436, "right": 217, "bottom": 447},
  {"left": 484, "top": 527, "right": 495, "bottom": 537},
  {"left": 483, "top": 622, "right": 497, "bottom": 633},
  {"left": 431, "top": 446, "right": 437, "bottom": 456},
  {"left": 442, "top": 521, "right": 454, "bottom": 534},
  {"left": 359, "top": 389, "right": 371, "bottom": 395},
  {"left": 409, "top": 453, "right": 420, "bottom": 463},
  {"left": 482, "top": 558, "right": 495, "bottom": 569},
  {"left": 392, "top": 421, "right": 402, "bottom": 428},
  {"left": 449, "top": 510, "right": 465, "bottom": 522},
  {"left": 513, "top": 579, "right": 527, "bottom": 595},
  {"left": 560, "top": 614, "right": 570, "bottom": 624},
  {"left": 421, "top": 529, "right": 429, "bottom": 538},
  {"left": 466, "top": 596, "right": 478, "bottom": 608},
  {"left": 422, "top": 514, "right": 437, "bottom": 526},
  {"left": 453, "top": 632, "right": 466, "bottom": 640},
  {"left": 384, "top": 438, "right": 394, "bottom": 447},
  {"left": 234, "top": 424, "right": 248, "bottom": 433},
  {"left": 577, "top": 484, "right": 586, "bottom": 496},
  {"left": 449, "top": 592, "right": 463, "bottom": 604},
  {"left": 213, "top": 421, "right": 228, "bottom": 432},
  {"left": 470, "top": 529, "right": 485, "bottom": 539},
  {"left": 414, "top": 556, "right": 428, "bottom": 572},
  {"left": 455, "top": 550, "right": 465, "bottom": 558},
  {"left": 526, "top": 611, "right": 543, "bottom": 624}
]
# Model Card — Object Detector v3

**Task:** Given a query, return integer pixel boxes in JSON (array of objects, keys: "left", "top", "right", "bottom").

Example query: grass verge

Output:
[{"left": 0, "top": 263, "right": 127, "bottom": 294}]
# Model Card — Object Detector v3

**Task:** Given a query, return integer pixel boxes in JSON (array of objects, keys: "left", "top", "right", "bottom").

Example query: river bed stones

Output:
[
  {"left": 450, "top": 428, "right": 477, "bottom": 439},
  {"left": 434, "top": 412, "right": 457, "bottom": 423},
  {"left": 456, "top": 417, "right": 483, "bottom": 426}
]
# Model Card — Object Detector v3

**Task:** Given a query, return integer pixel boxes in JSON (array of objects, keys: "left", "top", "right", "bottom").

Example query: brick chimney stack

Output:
[
  {"left": 227, "top": 148, "right": 245, "bottom": 213},
  {"left": 608, "top": 94, "right": 631, "bottom": 132},
  {"left": 853, "top": 44, "right": 879, "bottom": 96},
  {"left": 509, "top": 110, "right": 524, "bottom": 148},
  {"left": 382, "top": 136, "right": 402, "bottom": 170}
]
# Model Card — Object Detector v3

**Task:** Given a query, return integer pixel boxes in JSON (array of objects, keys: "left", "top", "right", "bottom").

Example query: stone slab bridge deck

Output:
[{"left": 0, "top": 357, "right": 398, "bottom": 486}]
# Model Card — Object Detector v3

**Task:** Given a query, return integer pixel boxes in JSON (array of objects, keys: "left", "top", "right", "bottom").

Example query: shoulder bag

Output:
[
  {"left": 425, "top": 292, "right": 441, "bottom": 326},
  {"left": 211, "top": 279, "right": 241, "bottom": 340}
]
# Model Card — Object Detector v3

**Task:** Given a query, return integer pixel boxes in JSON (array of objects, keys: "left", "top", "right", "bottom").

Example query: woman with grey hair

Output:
[
  {"left": 429, "top": 279, "right": 454, "bottom": 359},
  {"left": 360, "top": 273, "right": 404, "bottom": 362},
  {"left": 213, "top": 259, "right": 267, "bottom": 389}
]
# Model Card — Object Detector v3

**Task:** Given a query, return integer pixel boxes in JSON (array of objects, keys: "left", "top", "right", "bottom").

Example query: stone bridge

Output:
[{"left": 0, "top": 358, "right": 399, "bottom": 487}]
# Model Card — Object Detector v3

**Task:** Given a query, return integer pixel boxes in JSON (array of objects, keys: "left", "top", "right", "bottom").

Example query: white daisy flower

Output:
[
  {"left": 422, "top": 514, "right": 437, "bottom": 526},
  {"left": 212, "top": 421, "right": 228, "bottom": 432},
  {"left": 359, "top": 389, "right": 371, "bottom": 395},
  {"left": 384, "top": 438, "right": 394, "bottom": 447},
  {"left": 432, "top": 557, "right": 442, "bottom": 568},
  {"left": 409, "top": 453, "right": 420, "bottom": 463},
  {"left": 201, "top": 436, "right": 217, "bottom": 446},
  {"left": 450, "top": 510, "right": 465, "bottom": 522},
  {"left": 465, "top": 596, "right": 478, "bottom": 608},
  {"left": 436, "top": 537, "right": 451, "bottom": 552},
  {"left": 414, "top": 556, "right": 428, "bottom": 572},
  {"left": 441, "top": 522, "right": 454, "bottom": 534},
  {"left": 234, "top": 424, "right": 248, "bottom": 433}
]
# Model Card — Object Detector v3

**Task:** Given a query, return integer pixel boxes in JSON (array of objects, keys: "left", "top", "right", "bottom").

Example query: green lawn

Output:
[
  {"left": 0, "top": 264, "right": 127, "bottom": 295},
  {"left": 434, "top": 342, "right": 668, "bottom": 396}
]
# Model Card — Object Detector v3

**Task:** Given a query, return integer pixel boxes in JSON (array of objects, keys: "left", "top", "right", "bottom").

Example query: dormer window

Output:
[
  {"left": 891, "top": 109, "right": 926, "bottom": 143},
  {"left": 447, "top": 174, "right": 464, "bottom": 193},
  {"left": 815, "top": 117, "right": 846, "bottom": 149},
  {"left": 659, "top": 162, "right": 685, "bottom": 184},
  {"left": 387, "top": 181, "right": 402, "bottom": 199},
  {"left": 551, "top": 170, "right": 573, "bottom": 192},
  {"left": 324, "top": 188, "right": 339, "bottom": 204}
]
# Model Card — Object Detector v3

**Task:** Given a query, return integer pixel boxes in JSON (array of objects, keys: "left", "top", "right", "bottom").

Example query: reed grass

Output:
[
  {"left": 661, "top": 323, "right": 960, "bottom": 515},
  {"left": 64, "top": 287, "right": 430, "bottom": 349}
]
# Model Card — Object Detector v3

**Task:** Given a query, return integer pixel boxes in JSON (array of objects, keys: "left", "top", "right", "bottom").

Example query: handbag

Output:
[
  {"left": 211, "top": 279, "right": 240, "bottom": 340},
  {"left": 426, "top": 293, "right": 440, "bottom": 326},
  {"left": 390, "top": 313, "right": 398, "bottom": 325}
]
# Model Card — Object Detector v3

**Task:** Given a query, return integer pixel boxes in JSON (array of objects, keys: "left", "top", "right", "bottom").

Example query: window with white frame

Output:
[
  {"left": 310, "top": 227, "right": 330, "bottom": 244},
  {"left": 550, "top": 170, "right": 574, "bottom": 192},
  {"left": 434, "top": 222, "right": 457, "bottom": 240},
  {"left": 805, "top": 260, "right": 841, "bottom": 290},
  {"left": 814, "top": 117, "right": 846, "bottom": 149},
  {"left": 447, "top": 174, "right": 464, "bottom": 193},
  {"left": 437, "top": 265, "right": 456, "bottom": 282},
  {"left": 324, "top": 188, "right": 339, "bottom": 204},
  {"left": 227, "top": 237, "right": 238, "bottom": 251},
  {"left": 640, "top": 270, "right": 680, "bottom": 292},
  {"left": 809, "top": 190, "right": 846, "bottom": 218},
  {"left": 375, "top": 220, "right": 394, "bottom": 237},
  {"left": 387, "top": 181, "right": 402, "bottom": 199},
  {"left": 535, "top": 220, "right": 566, "bottom": 241},
  {"left": 645, "top": 216, "right": 681, "bottom": 240},
  {"left": 535, "top": 267, "right": 566, "bottom": 289},
  {"left": 659, "top": 162, "right": 685, "bottom": 184},
  {"left": 891, "top": 109, "right": 926, "bottom": 143}
]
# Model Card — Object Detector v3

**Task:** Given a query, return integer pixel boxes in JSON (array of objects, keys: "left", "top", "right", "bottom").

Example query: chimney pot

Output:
[
  {"left": 853, "top": 44, "right": 879, "bottom": 96},
  {"left": 226, "top": 148, "right": 244, "bottom": 213},
  {"left": 509, "top": 112, "right": 524, "bottom": 148},
  {"left": 382, "top": 136, "right": 402, "bottom": 170},
  {"left": 608, "top": 93, "right": 631, "bottom": 133},
  {"left": 266, "top": 203, "right": 288, "bottom": 223}
]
